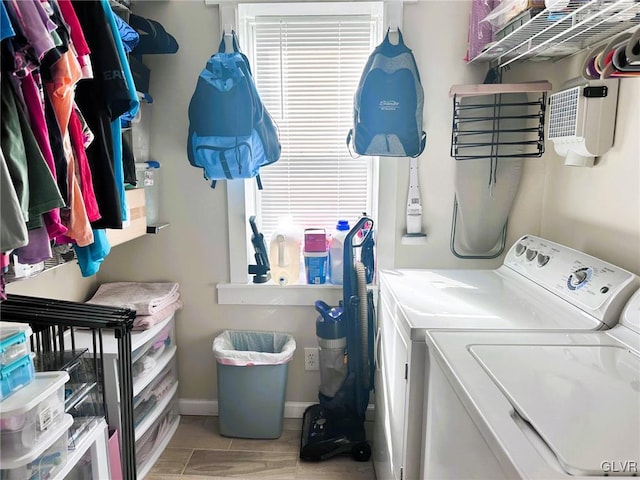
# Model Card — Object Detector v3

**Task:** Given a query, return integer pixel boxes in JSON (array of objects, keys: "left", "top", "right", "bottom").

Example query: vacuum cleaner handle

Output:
[{"left": 343, "top": 216, "right": 374, "bottom": 301}]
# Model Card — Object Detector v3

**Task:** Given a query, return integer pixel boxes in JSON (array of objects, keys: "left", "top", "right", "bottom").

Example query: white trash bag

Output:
[{"left": 213, "top": 330, "right": 296, "bottom": 366}]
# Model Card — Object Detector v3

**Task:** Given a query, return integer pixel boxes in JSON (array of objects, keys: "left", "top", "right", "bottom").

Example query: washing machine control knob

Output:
[
  {"left": 515, "top": 243, "right": 527, "bottom": 256},
  {"left": 537, "top": 253, "right": 550, "bottom": 267},
  {"left": 525, "top": 249, "right": 538, "bottom": 262},
  {"left": 568, "top": 268, "right": 591, "bottom": 289}
]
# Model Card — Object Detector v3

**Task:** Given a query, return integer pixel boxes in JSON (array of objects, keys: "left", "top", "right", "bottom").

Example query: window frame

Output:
[{"left": 222, "top": 1, "right": 401, "bottom": 292}]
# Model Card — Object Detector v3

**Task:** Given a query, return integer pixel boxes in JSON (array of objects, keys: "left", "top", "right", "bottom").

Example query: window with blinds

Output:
[{"left": 246, "top": 11, "right": 379, "bottom": 243}]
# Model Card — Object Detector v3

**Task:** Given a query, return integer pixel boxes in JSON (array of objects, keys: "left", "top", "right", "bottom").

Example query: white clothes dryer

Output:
[
  {"left": 423, "top": 288, "right": 640, "bottom": 479},
  {"left": 373, "top": 235, "right": 638, "bottom": 480}
]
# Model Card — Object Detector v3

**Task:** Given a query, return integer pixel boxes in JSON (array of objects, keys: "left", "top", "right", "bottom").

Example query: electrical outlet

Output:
[{"left": 304, "top": 347, "right": 319, "bottom": 371}]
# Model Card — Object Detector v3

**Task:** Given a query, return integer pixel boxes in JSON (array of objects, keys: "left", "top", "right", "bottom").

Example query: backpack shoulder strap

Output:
[{"left": 345, "top": 129, "right": 361, "bottom": 159}]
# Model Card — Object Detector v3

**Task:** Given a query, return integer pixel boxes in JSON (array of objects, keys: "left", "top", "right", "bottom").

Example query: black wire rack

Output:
[
  {"left": 450, "top": 90, "right": 548, "bottom": 161},
  {"left": 0, "top": 295, "right": 137, "bottom": 480}
]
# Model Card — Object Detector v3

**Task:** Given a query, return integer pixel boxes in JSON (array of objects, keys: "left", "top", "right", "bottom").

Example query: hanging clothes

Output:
[
  {"left": 4, "top": 0, "right": 57, "bottom": 66},
  {"left": 0, "top": 150, "right": 28, "bottom": 252},
  {"left": 101, "top": 0, "right": 140, "bottom": 222},
  {"left": 56, "top": 0, "right": 92, "bottom": 78},
  {"left": 69, "top": 108, "right": 101, "bottom": 222},
  {"left": 72, "top": 0, "right": 132, "bottom": 230},
  {"left": 113, "top": 14, "right": 139, "bottom": 54},
  {"left": 74, "top": 228, "right": 111, "bottom": 277},
  {"left": 43, "top": 48, "right": 95, "bottom": 245},
  {"left": 20, "top": 72, "right": 68, "bottom": 238},
  {"left": 0, "top": 0, "right": 150, "bottom": 280},
  {"left": 0, "top": 2, "right": 15, "bottom": 42},
  {"left": 13, "top": 226, "right": 52, "bottom": 264},
  {"left": 0, "top": 74, "right": 64, "bottom": 229}
]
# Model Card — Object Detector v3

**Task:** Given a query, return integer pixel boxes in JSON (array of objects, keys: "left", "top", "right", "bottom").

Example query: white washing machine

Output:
[
  {"left": 373, "top": 235, "right": 638, "bottom": 480},
  {"left": 423, "top": 288, "right": 640, "bottom": 479}
]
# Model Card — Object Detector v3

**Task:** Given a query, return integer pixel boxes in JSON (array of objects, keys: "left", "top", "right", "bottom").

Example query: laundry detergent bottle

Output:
[
  {"left": 329, "top": 220, "right": 350, "bottom": 285},
  {"left": 269, "top": 216, "right": 302, "bottom": 285}
]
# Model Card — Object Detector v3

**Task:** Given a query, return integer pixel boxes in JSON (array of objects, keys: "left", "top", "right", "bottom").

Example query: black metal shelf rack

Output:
[{"left": 0, "top": 295, "right": 137, "bottom": 480}]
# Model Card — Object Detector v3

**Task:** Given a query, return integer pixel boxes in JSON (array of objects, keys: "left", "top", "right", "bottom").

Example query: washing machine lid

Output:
[
  {"left": 380, "top": 269, "right": 602, "bottom": 336},
  {"left": 470, "top": 344, "right": 640, "bottom": 476}
]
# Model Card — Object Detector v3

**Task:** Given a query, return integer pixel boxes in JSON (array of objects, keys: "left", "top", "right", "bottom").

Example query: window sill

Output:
[{"left": 217, "top": 282, "right": 378, "bottom": 306}]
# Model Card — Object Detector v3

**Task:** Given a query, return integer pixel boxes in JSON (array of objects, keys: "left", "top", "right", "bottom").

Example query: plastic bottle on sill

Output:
[
  {"left": 268, "top": 216, "right": 302, "bottom": 286},
  {"left": 329, "top": 220, "right": 350, "bottom": 285}
]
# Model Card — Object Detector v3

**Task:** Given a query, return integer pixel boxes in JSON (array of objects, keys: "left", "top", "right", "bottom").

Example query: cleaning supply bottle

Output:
[
  {"left": 329, "top": 220, "right": 350, "bottom": 285},
  {"left": 269, "top": 216, "right": 301, "bottom": 285}
]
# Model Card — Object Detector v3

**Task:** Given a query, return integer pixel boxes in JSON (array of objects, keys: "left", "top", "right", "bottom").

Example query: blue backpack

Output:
[
  {"left": 187, "top": 32, "right": 280, "bottom": 189},
  {"left": 347, "top": 29, "right": 426, "bottom": 158}
]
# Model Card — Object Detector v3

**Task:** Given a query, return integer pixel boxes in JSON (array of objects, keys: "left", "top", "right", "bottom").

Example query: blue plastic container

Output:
[
  {"left": 0, "top": 328, "right": 30, "bottom": 367},
  {"left": 0, "top": 355, "right": 35, "bottom": 401}
]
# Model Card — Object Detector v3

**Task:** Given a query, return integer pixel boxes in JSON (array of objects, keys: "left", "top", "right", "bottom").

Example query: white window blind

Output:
[{"left": 248, "top": 14, "right": 377, "bottom": 242}]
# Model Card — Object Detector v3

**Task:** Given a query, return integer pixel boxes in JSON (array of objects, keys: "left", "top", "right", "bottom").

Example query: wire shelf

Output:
[
  {"left": 470, "top": 0, "right": 640, "bottom": 67},
  {"left": 450, "top": 89, "right": 549, "bottom": 161}
]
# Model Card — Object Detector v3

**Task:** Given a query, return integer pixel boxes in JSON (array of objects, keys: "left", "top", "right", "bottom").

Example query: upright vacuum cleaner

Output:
[{"left": 300, "top": 216, "right": 375, "bottom": 462}]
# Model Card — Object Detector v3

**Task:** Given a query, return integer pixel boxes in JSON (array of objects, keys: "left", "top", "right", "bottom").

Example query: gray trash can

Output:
[{"left": 212, "top": 330, "right": 296, "bottom": 439}]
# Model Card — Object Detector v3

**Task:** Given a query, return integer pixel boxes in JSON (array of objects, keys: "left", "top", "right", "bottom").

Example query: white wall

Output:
[
  {"left": 506, "top": 57, "right": 640, "bottom": 273},
  {"left": 8, "top": 0, "right": 639, "bottom": 407},
  {"left": 5, "top": 262, "right": 96, "bottom": 301},
  {"left": 394, "top": 1, "right": 548, "bottom": 269}
]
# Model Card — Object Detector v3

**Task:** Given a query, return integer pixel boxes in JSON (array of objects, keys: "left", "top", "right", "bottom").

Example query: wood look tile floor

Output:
[{"left": 146, "top": 415, "right": 376, "bottom": 480}]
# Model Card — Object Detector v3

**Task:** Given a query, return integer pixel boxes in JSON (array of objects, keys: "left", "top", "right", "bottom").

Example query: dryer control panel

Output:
[{"left": 503, "top": 235, "right": 638, "bottom": 327}]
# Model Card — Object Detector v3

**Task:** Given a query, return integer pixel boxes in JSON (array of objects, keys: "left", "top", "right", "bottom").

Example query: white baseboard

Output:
[
  {"left": 179, "top": 399, "right": 219, "bottom": 416},
  {"left": 179, "top": 399, "right": 375, "bottom": 421}
]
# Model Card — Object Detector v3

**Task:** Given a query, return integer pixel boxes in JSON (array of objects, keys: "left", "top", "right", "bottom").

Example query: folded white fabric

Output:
[
  {"left": 133, "top": 299, "right": 183, "bottom": 331},
  {"left": 87, "top": 282, "right": 180, "bottom": 315}
]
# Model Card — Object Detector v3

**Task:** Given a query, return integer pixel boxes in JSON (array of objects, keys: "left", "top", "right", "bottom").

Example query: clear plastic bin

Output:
[
  {"left": 132, "top": 322, "right": 173, "bottom": 385},
  {"left": 0, "top": 371, "right": 69, "bottom": 456},
  {"left": 135, "top": 394, "right": 179, "bottom": 470},
  {"left": 0, "top": 354, "right": 35, "bottom": 401},
  {"left": 134, "top": 161, "right": 161, "bottom": 225},
  {"left": 134, "top": 358, "right": 177, "bottom": 428},
  {"left": 0, "top": 413, "right": 72, "bottom": 480}
]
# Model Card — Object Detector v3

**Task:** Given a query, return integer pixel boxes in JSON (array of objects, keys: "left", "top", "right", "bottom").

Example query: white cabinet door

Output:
[
  {"left": 373, "top": 324, "right": 392, "bottom": 480},
  {"left": 373, "top": 293, "right": 409, "bottom": 480}
]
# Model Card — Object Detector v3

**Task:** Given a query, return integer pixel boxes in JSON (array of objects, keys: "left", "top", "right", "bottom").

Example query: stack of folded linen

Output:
[{"left": 87, "top": 282, "right": 182, "bottom": 330}]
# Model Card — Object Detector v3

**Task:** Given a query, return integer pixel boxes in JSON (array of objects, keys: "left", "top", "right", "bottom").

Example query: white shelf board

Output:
[
  {"left": 135, "top": 381, "right": 179, "bottom": 442},
  {"left": 73, "top": 312, "right": 175, "bottom": 355},
  {"left": 133, "top": 345, "right": 177, "bottom": 397},
  {"left": 53, "top": 418, "right": 108, "bottom": 480},
  {"left": 137, "top": 414, "right": 181, "bottom": 480}
]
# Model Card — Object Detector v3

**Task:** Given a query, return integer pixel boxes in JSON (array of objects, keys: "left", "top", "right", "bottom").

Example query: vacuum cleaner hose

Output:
[{"left": 355, "top": 261, "right": 369, "bottom": 389}]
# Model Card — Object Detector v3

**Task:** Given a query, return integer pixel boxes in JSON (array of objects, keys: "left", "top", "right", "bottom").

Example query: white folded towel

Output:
[
  {"left": 133, "top": 299, "right": 183, "bottom": 331},
  {"left": 87, "top": 282, "right": 180, "bottom": 316}
]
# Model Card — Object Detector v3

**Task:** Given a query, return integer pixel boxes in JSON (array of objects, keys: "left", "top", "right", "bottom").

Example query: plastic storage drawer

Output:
[
  {"left": 0, "top": 354, "right": 35, "bottom": 401},
  {"left": 0, "top": 413, "right": 72, "bottom": 480},
  {"left": 132, "top": 321, "right": 174, "bottom": 385},
  {"left": 135, "top": 393, "right": 179, "bottom": 470},
  {"left": 0, "top": 326, "right": 32, "bottom": 367},
  {"left": 134, "top": 358, "right": 177, "bottom": 428},
  {"left": 0, "top": 371, "right": 69, "bottom": 456}
]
